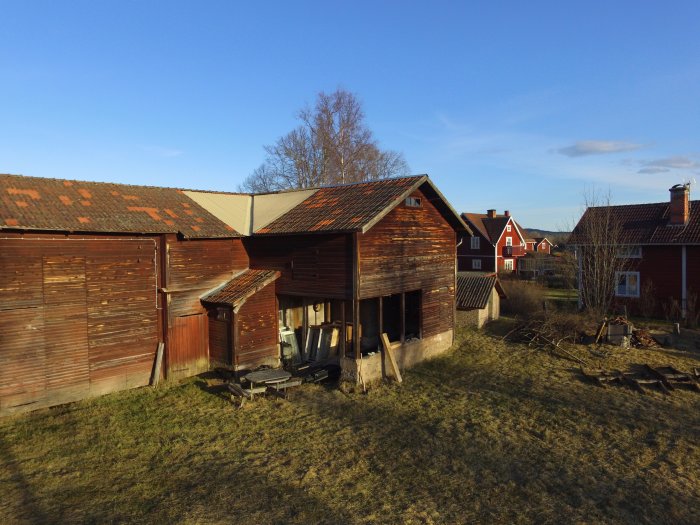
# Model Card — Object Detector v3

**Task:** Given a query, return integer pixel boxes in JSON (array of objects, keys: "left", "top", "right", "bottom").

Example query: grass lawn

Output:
[
  {"left": 544, "top": 288, "right": 578, "bottom": 302},
  {"left": 1, "top": 323, "right": 699, "bottom": 524}
]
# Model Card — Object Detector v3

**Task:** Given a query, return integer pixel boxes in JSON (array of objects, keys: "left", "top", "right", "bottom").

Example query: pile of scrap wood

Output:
[
  {"left": 631, "top": 329, "right": 659, "bottom": 348},
  {"left": 581, "top": 364, "right": 700, "bottom": 394},
  {"left": 503, "top": 317, "right": 586, "bottom": 364}
]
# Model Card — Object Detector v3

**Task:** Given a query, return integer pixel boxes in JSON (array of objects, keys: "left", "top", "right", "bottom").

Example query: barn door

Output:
[{"left": 167, "top": 313, "right": 209, "bottom": 379}]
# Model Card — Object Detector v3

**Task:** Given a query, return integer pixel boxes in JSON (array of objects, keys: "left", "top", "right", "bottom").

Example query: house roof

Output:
[
  {"left": 255, "top": 175, "right": 470, "bottom": 235},
  {"left": 570, "top": 200, "right": 700, "bottom": 245},
  {"left": 201, "top": 268, "right": 280, "bottom": 307},
  {"left": 456, "top": 273, "right": 506, "bottom": 310},
  {"left": 462, "top": 213, "right": 524, "bottom": 245},
  {"left": 0, "top": 174, "right": 239, "bottom": 238}
]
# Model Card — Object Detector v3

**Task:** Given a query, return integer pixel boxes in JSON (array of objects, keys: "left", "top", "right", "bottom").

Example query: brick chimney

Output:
[
  {"left": 504, "top": 210, "right": 510, "bottom": 217},
  {"left": 487, "top": 209, "right": 497, "bottom": 218},
  {"left": 669, "top": 184, "right": 690, "bottom": 225}
]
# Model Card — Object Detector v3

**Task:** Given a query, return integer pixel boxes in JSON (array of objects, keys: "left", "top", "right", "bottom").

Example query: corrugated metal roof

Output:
[
  {"left": 0, "top": 174, "right": 239, "bottom": 238},
  {"left": 456, "top": 273, "right": 505, "bottom": 310},
  {"left": 201, "top": 268, "right": 280, "bottom": 307},
  {"left": 570, "top": 200, "right": 700, "bottom": 245},
  {"left": 255, "top": 176, "right": 426, "bottom": 235}
]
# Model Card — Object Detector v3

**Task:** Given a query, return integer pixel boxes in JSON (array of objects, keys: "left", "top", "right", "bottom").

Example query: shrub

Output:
[{"left": 501, "top": 280, "right": 546, "bottom": 319}]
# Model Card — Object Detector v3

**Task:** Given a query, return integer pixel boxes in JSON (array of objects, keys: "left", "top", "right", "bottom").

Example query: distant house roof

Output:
[
  {"left": 201, "top": 268, "right": 280, "bottom": 307},
  {"left": 456, "top": 273, "right": 506, "bottom": 310},
  {"left": 0, "top": 174, "right": 239, "bottom": 238},
  {"left": 255, "top": 175, "right": 469, "bottom": 235},
  {"left": 461, "top": 212, "right": 524, "bottom": 245},
  {"left": 570, "top": 200, "right": 700, "bottom": 245}
]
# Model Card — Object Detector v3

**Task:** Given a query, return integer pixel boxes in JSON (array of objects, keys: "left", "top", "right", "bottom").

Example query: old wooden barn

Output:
[{"left": 1, "top": 174, "right": 469, "bottom": 414}]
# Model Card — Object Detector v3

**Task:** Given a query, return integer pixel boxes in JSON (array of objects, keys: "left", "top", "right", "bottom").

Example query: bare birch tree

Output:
[
  {"left": 569, "top": 188, "right": 630, "bottom": 316},
  {"left": 240, "top": 89, "right": 409, "bottom": 192}
]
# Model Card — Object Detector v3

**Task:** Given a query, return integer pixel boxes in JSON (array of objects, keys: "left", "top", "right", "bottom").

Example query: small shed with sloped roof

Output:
[
  {"left": 456, "top": 273, "right": 506, "bottom": 328},
  {"left": 201, "top": 269, "right": 280, "bottom": 370}
]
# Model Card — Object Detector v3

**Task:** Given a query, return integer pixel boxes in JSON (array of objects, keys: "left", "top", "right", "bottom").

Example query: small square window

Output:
[
  {"left": 615, "top": 271, "right": 640, "bottom": 297},
  {"left": 506, "top": 224, "right": 511, "bottom": 232},
  {"left": 405, "top": 197, "right": 422, "bottom": 208},
  {"left": 472, "top": 259, "right": 481, "bottom": 270}
]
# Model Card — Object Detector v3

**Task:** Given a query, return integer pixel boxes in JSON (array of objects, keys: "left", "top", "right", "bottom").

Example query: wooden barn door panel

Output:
[
  {"left": 86, "top": 242, "right": 158, "bottom": 394},
  {"left": 168, "top": 314, "right": 209, "bottom": 379}
]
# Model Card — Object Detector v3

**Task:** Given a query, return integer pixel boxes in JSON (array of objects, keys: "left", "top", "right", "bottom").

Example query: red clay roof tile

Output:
[{"left": 0, "top": 174, "right": 239, "bottom": 237}]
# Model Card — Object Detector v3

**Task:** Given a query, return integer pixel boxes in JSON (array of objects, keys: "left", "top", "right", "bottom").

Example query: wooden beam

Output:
[{"left": 381, "top": 333, "right": 402, "bottom": 383}]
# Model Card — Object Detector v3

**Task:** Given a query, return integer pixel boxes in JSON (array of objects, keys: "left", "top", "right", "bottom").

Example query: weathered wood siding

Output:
[
  {"left": 208, "top": 309, "right": 231, "bottom": 365},
  {"left": 165, "top": 238, "right": 247, "bottom": 378},
  {"left": 235, "top": 282, "right": 279, "bottom": 369},
  {"left": 0, "top": 237, "right": 158, "bottom": 414},
  {"left": 358, "top": 189, "right": 456, "bottom": 337},
  {"left": 246, "top": 234, "right": 352, "bottom": 299}
]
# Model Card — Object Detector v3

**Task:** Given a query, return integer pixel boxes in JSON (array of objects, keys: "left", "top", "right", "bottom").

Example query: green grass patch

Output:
[{"left": 1, "top": 326, "right": 699, "bottom": 524}]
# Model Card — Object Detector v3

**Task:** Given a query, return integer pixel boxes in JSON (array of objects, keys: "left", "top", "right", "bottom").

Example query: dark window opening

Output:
[
  {"left": 405, "top": 290, "right": 421, "bottom": 340},
  {"left": 382, "top": 294, "right": 402, "bottom": 342},
  {"left": 360, "top": 298, "right": 380, "bottom": 353}
]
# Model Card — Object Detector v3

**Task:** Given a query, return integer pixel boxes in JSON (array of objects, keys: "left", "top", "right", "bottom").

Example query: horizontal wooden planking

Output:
[
  {"left": 0, "top": 307, "right": 46, "bottom": 403},
  {"left": 236, "top": 282, "right": 278, "bottom": 367},
  {"left": 358, "top": 189, "right": 455, "bottom": 299},
  {"left": 0, "top": 237, "right": 159, "bottom": 413},
  {"left": 246, "top": 234, "right": 352, "bottom": 298},
  {"left": 167, "top": 238, "right": 248, "bottom": 287},
  {"left": 0, "top": 254, "right": 43, "bottom": 310}
]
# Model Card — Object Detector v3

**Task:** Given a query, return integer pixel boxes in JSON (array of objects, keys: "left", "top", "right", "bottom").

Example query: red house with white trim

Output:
[
  {"left": 458, "top": 209, "right": 528, "bottom": 272},
  {"left": 571, "top": 183, "right": 700, "bottom": 318}
]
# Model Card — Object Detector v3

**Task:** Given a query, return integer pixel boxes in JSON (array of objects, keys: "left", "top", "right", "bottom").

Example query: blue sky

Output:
[{"left": 1, "top": 1, "right": 698, "bottom": 230}]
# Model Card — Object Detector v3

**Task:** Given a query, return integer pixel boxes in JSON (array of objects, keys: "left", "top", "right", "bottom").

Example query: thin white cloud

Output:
[
  {"left": 557, "top": 140, "right": 644, "bottom": 157},
  {"left": 638, "top": 167, "right": 669, "bottom": 174},
  {"left": 644, "top": 156, "right": 698, "bottom": 169}
]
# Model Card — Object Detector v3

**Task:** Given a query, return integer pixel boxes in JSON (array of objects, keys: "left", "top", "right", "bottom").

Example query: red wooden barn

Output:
[
  {"left": 571, "top": 184, "right": 700, "bottom": 318},
  {"left": 1, "top": 173, "right": 469, "bottom": 414}
]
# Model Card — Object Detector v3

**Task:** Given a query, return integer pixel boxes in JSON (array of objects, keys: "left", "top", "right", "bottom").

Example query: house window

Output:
[
  {"left": 616, "top": 246, "right": 642, "bottom": 258},
  {"left": 470, "top": 236, "right": 480, "bottom": 250},
  {"left": 503, "top": 259, "right": 514, "bottom": 271},
  {"left": 505, "top": 236, "right": 512, "bottom": 247},
  {"left": 506, "top": 224, "right": 511, "bottom": 232},
  {"left": 615, "top": 271, "right": 640, "bottom": 297},
  {"left": 472, "top": 259, "right": 481, "bottom": 270},
  {"left": 405, "top": 197, "right": 422, "bottom": 208}
]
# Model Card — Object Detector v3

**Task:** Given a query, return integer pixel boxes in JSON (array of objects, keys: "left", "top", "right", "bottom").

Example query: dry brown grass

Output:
[{"left": 1, "top": 322, "right": 699, "bottom": 524}]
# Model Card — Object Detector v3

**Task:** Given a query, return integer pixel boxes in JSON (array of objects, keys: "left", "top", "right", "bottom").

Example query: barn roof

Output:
[
  {"left": 201, "top": 268, "right": 280, "bottom": 307},
  {"left": 255, "top": 175, "right": 470, "bottom": 235},
  {"left": 570, "top": 200, "right": 700, "bottom": 245},
  {"left": 456, "top": 273, "right": 506, "bottom": 310},
  {"left": 0, "top": 174, "right": 239, "bottom": 238}
]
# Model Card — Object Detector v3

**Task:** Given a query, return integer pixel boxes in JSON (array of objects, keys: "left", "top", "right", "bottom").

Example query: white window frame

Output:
[
  {"left": 470, "top": 236, "right": 480, "bottom": 250},
  {"left": 472, "top": 259, "right": 482, "bottom": 270},
  {"left": 505, "top": 236, "right": 512, "bottom": 247},
  {"left": 506, "top": 224, "right": 511, "bottom": 232},
  {"left": 616, "top": 246, "right": 642, "bottom": 258},
  {"left": 503, "top": 259, "right": 514, "bottom": 271},
  {"left": 405, "top": 196, "right": 422, "bottom": 208},
  {"left": 615, "top": 271, "right": 640, "bottom": 297}
]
